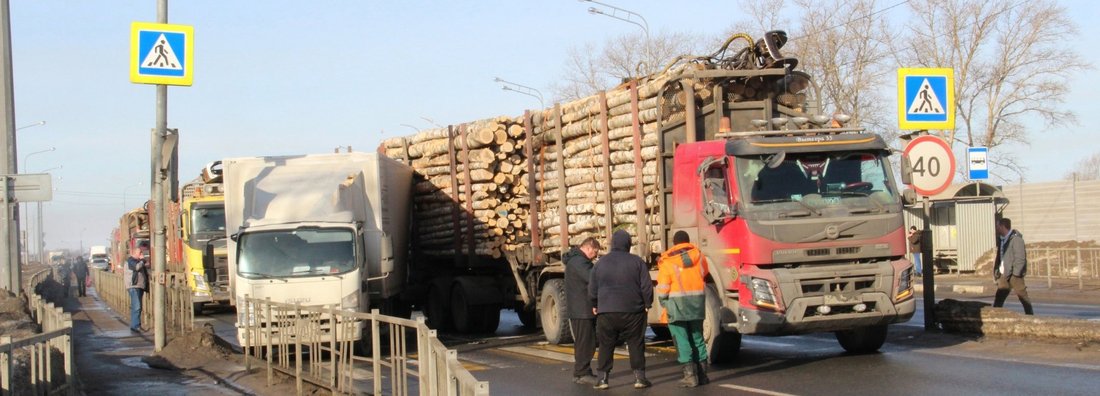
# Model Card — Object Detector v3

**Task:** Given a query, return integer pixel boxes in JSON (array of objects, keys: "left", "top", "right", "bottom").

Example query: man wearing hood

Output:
[
  {"left": 564, "top": 236, "right": 601, "bottom": 385},
  {"left": 588, "top": 230, "right": 653, "bottom": 389}
]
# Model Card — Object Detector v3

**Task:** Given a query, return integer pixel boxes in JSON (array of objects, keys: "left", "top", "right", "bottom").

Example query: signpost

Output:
[{"left": 968, "top": 147, "right": 988, "bottom": 180}]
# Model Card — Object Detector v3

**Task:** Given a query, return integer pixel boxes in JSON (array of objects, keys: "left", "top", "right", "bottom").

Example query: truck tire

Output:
[
  {"left": 516, "top": 304, "right": 539, "bottom": 329},
  {"left": 425, "top": 285, "right": 453, "bottom": 331},
  {"left": 704, "top": 284, "right": 741, "bottom": 364},
  {"left": 539, "top": 279, "right": 573, "bottom": 344},
  {"left": 451, "top": 284, "right": 480, "bottom": 333},
  {"left": 478, "top": 304, "right": 501, "bottom": 334},
  {"left": 192, "top": 302, "right": 204, "bottom": 316},
  {"left": 650, "top": 325, "right": 671, "bottom": 340},
  {"left": 835, "top": 325, "right": 888, "bottom": 354}
]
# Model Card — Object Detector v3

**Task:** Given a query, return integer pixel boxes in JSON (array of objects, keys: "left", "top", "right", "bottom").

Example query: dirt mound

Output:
[
  {"left": 33, "top": 277, "right": 68, "bottom": 304},
  {"left": 936, "top": 298, "right": 1100, "bottom": 341},
  {"left": 155, "top": 323, "right": 239, "bottom": 369},
  {"left": 0, "top": 289, "right": 37, "bottom": 339},
  {"left": 973, "top": 240, "right": 1098, "bottom": 276}
]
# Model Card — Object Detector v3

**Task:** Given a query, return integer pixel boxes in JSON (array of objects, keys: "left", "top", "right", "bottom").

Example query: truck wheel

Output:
[
  {"left": 704, "top": 284, "right": 741, "bottom": 364},
  {"left": 451, "top": 284, "right": 481, "bottom": 333},
  {"left": 192, "top": 302, "right": 204, "bottom": 316},
  {"left": 516, "top": 304, "right": 539, "bottom": 329},
  {"left": 539, "top": 279, "right": 573, "bottom": 344},
  {"left": 650, "top": 325, "right": 671, "bottom": 340},
  {"left": 425, "top": 285, "right": 453, "bottom": 331},
  {"left": 835, "top": 325, "right": 888, "bottom": 354},
  {"left": 478, "top": 305, "right": 501, "bottom": 334}
]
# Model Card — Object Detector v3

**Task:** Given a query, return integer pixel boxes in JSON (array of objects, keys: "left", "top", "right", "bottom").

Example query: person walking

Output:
[
  {"left": 57, "top": 260, "right": 72, "bottom": 298},
  {"left": 73, "top": 256, "right": 89, "bottom": 297},
  {"left": 588, "top": 230, "right": 653, "bottom": 390},
  {"left": 908, "top": 226, "right": 922, "bottom": 276},
  {"left": 125, "top": 246, "right": 150, "bottom": 333},
  {"left": 993, "top": 217, "right": 1033, "bottom": 315},
  {"left": 564, "top": 236, "right": 601, "bottom": 385},
  {"left": 656, "top": 231, "right": 710, "bottom": 387}
]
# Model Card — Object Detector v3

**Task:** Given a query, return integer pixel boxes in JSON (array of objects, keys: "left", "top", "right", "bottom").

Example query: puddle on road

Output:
[{"left": 119, "top": 356, "right": 151, "bottom": 369}]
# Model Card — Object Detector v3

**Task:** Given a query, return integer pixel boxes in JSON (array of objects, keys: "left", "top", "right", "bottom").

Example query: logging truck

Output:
[
  {"left": 382, "top": 31, "right": 915, "bottom": 362},
  {"left": 223, "top": 152, "right": 412, "bottom": 345},
  {"left": 180, "top": 161, "right": 231, "bottom": 313}
]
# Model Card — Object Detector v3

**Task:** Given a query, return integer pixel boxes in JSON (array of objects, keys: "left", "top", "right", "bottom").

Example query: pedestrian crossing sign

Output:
[
  {"left": 130, "top": 22, "right": 193, "bottom": 86},
  {"left": 897, "top": 68, "right": 954, "bottom": 130}
]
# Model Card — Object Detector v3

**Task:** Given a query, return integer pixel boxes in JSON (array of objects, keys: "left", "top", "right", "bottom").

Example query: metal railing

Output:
[
  {"left": 1, "top": 269, "right": 76, "bottom": 395},
  {"left": 240, "top": 296, "right": 489, "bottom": 396},
  {"left": 91, "top": 270, "right": 194, "bottom": 336},
  {"left": 1027, "top": 248, "right": 1100, "bottom": 290}
]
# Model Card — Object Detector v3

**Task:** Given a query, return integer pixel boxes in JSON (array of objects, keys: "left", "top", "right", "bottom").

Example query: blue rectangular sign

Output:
[{"left": 968, "top": 147, "right": 988, "bottom": 180}]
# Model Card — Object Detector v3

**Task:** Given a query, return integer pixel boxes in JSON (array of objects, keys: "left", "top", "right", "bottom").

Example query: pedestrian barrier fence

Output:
[
  {"left": 240, "top": 296, "right": 489, "bottom": 396},
  {"left": 1027, "top": 248, "right": 1100, "bottom": 290},
  {"left": 1, "top": 269, "right": 76, "bottom": 395},
  {"left": 91, "top": 270, "right": 194, "bottom": 338}
]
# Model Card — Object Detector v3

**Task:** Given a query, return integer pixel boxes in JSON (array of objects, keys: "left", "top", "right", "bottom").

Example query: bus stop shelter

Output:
[{"left": 904, "top": 182, "right": 1008, "bottom": 273}]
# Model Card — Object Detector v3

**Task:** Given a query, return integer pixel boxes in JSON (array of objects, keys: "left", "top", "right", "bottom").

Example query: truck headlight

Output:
[
  {"left": 237, "top": 304, "right": 256, "bottom": 327},
  {"left": 750, "top": 278, "right": 779, "bottom": 310},
  {"left": 342, "top": 291, "right": 359, "bottom": 310},
  {"left": 896, "top": 268, "right": 913, "bottom": 300}
]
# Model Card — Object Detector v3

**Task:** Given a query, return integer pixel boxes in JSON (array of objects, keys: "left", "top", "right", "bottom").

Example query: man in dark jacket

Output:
[
  {"left": 588, "top": 230, "right": 653, "bottom": 390},
  {"left": 993, "top": 217, "right": 1033, "bottom": 315},
  {"left": 564, "top": 236, "right": 601, "bottom": 385},
  {"left": 72, "top": 256, "right": 89, "bottom": 297}
]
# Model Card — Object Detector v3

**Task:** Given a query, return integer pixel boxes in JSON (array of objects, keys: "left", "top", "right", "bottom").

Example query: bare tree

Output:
[
  {"left": 1064, "top": 152, "right": 1100, "bottom": 181},
  {"left": 787, "top": 0, "right": 899, "bottom": 138},
  {"left": 897, "top": 0, "right": 1090, "bottom": 149},
  {"left": 551, "top": 30, "right": 702, "bottom": 102}
]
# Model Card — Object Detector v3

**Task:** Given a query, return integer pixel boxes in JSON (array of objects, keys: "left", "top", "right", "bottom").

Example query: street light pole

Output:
[
  {"left": 493, "top": 77, "right": 545, "bottom": 109},
  {"left": 583, "top": 0, "right": 652, "bottom": 74}
]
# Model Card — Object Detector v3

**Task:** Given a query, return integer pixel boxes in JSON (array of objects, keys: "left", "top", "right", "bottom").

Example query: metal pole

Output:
[
  {"left": 0, "top": 0, "right": 18, "bottom": 292},
  {"left": 152, "top": 0, "right": 168, "bottom": 351},
  {"left": 922, "top": 196, "right": 936, "bottom": 330},
  {"left": 36, "top": 201, "right": 41, "bottom": 263}
]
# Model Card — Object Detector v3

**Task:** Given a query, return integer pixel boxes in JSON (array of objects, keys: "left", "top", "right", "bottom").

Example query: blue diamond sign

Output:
[
  {"left": 130, "top": 22, "right": 194, "bottom": 86},
  {"left": 897, "top": 68, "right": 953, "bottom": 130}
]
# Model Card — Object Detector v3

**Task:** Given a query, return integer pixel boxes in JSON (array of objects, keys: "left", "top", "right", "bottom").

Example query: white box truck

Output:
[{"left": 223, "top": 152, "right": 412, "bottom": 345}]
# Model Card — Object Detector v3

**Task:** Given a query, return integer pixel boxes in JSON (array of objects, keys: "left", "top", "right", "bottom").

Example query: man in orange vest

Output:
[{"left": 656, "top": 231, "right": 710, "bottom": 387}]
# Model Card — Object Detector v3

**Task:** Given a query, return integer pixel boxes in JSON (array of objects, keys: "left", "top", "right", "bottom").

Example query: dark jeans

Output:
[
  {"left": 595, "top": 312, "right": 647, "bottom": 373},
  {"left": 569, "top": 318, "right": 597, "bottom": 377},
  {"left": 75, "top": 276, "right": 87, "bottom": 297},
  {"left": 993, "top": 275, "right": 1034, "bottom": 315}
]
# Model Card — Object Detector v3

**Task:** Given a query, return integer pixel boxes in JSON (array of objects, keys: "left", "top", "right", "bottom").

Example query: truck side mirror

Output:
[
  {"left": 379, "top": 234, "right": 394, "bottom": 274},
  {"left": 900, "top": 156, "right": 913, "bottom": 185}
]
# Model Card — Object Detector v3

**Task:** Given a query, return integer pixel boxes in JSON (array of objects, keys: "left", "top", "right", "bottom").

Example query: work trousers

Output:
[
  {"left": 669, "top": 320, "right": 707, "bottom": 364},
  {"left": 993, "top": 275, "right": 1034, "bottom": 315},
  {"left": 129, "top": 288, "right": 144, "bottom": 331},
  {"left": 595, "top": 312, "right": 646, "bottom": 373},
  {"left": 569, "top": 318, "right": 597, "bottom": 377}
]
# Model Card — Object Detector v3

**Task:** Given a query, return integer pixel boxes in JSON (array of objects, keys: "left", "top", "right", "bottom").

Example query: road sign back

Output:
[
  {"left": 897, "top": 68, "right": 954, "bottom": 130},
  {"left": 130, "top": 22, "right": 194, "bottom": 86}
]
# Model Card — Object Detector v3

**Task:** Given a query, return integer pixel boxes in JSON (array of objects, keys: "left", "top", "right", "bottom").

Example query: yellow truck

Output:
[{"left": 180, "top": 161, "right": 230, "bottom": 313}]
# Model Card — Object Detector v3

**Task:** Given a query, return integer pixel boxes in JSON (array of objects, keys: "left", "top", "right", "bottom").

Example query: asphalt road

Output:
[{"left": 200, "top": 299, "right": 1100, "bottom": 395}]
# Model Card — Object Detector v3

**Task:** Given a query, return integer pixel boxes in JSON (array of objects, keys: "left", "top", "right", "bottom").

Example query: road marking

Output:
[
  {"left": 720, "top": 384, "right": 798, "bottom": 396},
  {"left": 914, "top": 348, "right": 1100, "bottom": 372}
]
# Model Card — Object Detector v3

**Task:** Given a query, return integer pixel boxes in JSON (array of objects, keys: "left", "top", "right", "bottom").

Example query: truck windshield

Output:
[
  {"left": 736, "top": 151, "right": 898, "bottom": 213},
  {"left": 237, "top": 228, "right": 356, "bottom": 279},
  {"left": 190, "top": 204, "right": 226, "bottom": 237}
]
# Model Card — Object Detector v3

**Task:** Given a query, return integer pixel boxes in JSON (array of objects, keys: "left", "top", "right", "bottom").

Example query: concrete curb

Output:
[{"left": 913, "top": 283, "right": 991, "bottom": 295}]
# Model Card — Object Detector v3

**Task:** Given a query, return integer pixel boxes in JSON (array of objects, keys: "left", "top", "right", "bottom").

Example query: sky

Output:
[{"left": 8, "top": 1, "right": 1098, "bottom": 253}]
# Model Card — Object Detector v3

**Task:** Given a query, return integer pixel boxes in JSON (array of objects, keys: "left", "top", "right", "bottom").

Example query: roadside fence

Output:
[
  {"left": 240, "top": 296, "right": 489, "bottom": 396},
  {"left": 1027, "top": 248, "right": 1100, "bottom": 290},
  {"left": 92, "top": 270, "right": 194, "bottom": 337},
  {"left": 0, "top": 269, "right": 76, "bottom": 395}
]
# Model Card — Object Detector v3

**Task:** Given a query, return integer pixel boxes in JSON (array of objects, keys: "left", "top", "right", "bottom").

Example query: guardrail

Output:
[
  {"left": 1027, "top": 248, "right": 1100, "bottom": 290},
  {"left": 91, "top": 270, "right": 194, "bottom": 336},
  {"left": 240, "top": 296, "right": 489, "bottom": 396},
  {"left": 1, "top": 269, "right": 76, "bottom": 395}
]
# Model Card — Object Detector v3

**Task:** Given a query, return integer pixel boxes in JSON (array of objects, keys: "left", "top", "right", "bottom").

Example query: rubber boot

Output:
[
  {"left": 678, "top": 363, "right": 699, "bottom": 387},
  {"left": 697, "top": 361, "right": 710, "bottom": 385},
  {"left": 633, "top": 370, "right": 651, "bottom": 389},
  {"left": 593, "top": 371, "right": 610, "bottom": 390}
]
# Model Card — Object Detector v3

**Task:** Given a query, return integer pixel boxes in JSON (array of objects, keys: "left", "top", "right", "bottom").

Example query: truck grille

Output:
[{"left": 798, "top": 275, "right": 877, "bottom": 296}]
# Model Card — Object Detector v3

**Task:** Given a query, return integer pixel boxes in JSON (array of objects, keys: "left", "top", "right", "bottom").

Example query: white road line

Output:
[
  {"left": 914, "top": 348, "right": 1100, "bottom": 372},
  {"left": 720, "top": 384, "right": 798, "bottom": 396},
  {"left": 741, "top": 339, "right": 796, "bottom": 348}
]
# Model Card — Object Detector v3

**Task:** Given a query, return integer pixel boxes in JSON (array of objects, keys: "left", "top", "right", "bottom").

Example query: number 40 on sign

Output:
[{"left": 902, "top": 135, "right": 955, "bottom": 196}]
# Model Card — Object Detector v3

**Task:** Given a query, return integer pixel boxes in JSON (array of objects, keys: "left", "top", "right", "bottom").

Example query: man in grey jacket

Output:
[
  {"left": 125, "top": 246, "right": 150, "bottom": 333},
  {"left": 993, "top": 218, "right": 1033, "bottom": 315}
]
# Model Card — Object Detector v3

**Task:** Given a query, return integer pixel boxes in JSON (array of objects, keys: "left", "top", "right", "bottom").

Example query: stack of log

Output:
[
  {"left": 383, "top": 116, "right": 530, "bottom": 258},
  {"left": 382, "top": 64, "right": 723, "bottom": 259}
]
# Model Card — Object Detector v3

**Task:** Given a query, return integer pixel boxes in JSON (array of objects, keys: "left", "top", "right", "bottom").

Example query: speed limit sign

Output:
[{"left": 903, "top": 135, "right": 955, "bottom": 196}]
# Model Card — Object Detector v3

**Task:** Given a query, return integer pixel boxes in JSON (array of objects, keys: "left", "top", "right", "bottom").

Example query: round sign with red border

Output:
[{"left": 903, "top": 135, "right": 955, "bottom": 196}]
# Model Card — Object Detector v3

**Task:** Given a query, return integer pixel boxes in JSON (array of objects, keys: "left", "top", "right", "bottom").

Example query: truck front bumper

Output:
[{"left": 737, "top": 293, "right": 916, "bottom": 335}]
